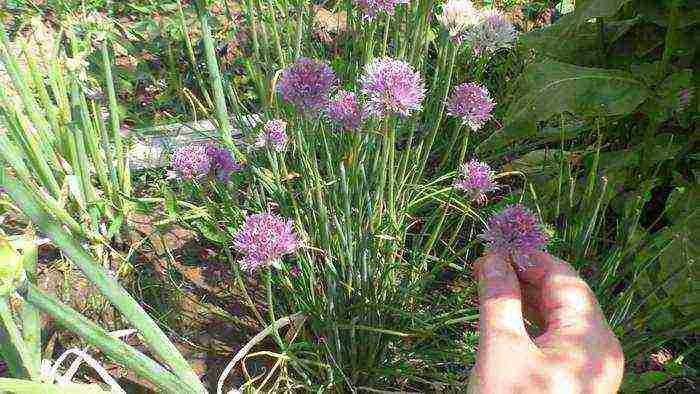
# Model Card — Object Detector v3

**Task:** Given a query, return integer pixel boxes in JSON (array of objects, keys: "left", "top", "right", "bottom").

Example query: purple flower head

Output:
[
  {"left": 289, "top": 265, "right": 301, "bottom": 278},
  {"left": 255, "top": 119, "right": 289, "bottom": 152},
  {"left": 678, "top": 88, "right": 694, "bottom": 111},
  {"left": 171, "top": 145, "right": 210, "bottom": 180},
  {"left": 360, "top": 57, "right": 425, "bottom": 119},
  {"left": 354, "top": 0, "right": 410, "bottom": 20},
  {"left": 462, "top": 9, "right": 517, "bottom": 57},
  {"left": 479, "top": 204, "right": 549, "bottom": 268},
  {"left": 446, "top": 82, "right": 495, "bottom": 131},
  {"left": 206, "top": 145, "right": 241, "bottom": 182},
  {"left": 277, "top": 57, "right": 337, "bottom": 113},
  {"left": 455, "top": 160, "right": 497, "bottom": 203},
  {"left": 233, "top": 213, "right": 300, "bottom": 272},
  {"left": 327, "top": 90, "right": 363, "bottom": 131}
]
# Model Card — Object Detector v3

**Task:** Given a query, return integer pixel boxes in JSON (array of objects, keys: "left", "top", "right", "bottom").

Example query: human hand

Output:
[{"left": 467, "top": 252, "right": 624, "bottom": 394}]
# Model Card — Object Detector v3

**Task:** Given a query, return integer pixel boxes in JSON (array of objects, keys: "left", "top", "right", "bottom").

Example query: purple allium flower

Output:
[
  {"left": 255, "top": 119, "right": 289, "bottom": 152},
  {"left": 327, "top": 90, "right": 363, "bottom": 131},
  {"left": 233, "top": 213, "right": 300, "bottom": 272},
  {"left": 354, "top": 0, "right": 410, "bottom": 20},
  {"left": 479, "top": 204, "right": 549, "bottom": 268},
  {"left": 277, "top": 57, "right": 337, "bottom": 113},
  {"left": 454, "top": 160, "right": 497, "bottom": 203},
  {"left": 446, "top": 82, "right": 496, "bottom": 131},
  {"left": 462, "top": 9, "right": 517, "bottom": 57},
  {"left": 206, "top": 145, "right": 241, "bottom": 182},
  {"left": 360, "top": 57, "right": 425, "bottom": 119},
  {"left": 171, "top": 145, "right": 210, "bottom": 180}
]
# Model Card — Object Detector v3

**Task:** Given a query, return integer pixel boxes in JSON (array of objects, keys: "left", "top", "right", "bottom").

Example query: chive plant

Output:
[{"left": 172, "top": 0, "right": 508, "bottom": 391}]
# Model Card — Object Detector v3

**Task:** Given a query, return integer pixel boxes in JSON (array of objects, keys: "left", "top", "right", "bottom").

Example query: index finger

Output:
[{"left": 519, "top": 251, "right": 608, "bottom": 335}]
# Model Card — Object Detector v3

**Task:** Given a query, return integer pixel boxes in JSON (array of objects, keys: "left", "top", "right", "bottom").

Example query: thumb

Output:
[{"left": 475, "top": 253, "right": 529, "bottom": 340}]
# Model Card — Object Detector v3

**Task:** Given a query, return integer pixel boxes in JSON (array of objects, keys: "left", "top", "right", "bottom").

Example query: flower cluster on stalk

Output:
[
  {"left": 354, "top": 0, "right": 410, "bottom": 20},
  {"left": 170, "top": 144, "right": 240, "bottom": 181},
  {"left": 360, "top": 57, "right": 425, "bottom": 119},
  {"left": 277, "top": 57, "right": 337, "bottom": 114},
  {"left": 446, "top": 82, "right": 495, "bottom": 131},
  {"left": 327, "top": 90, "right": 363, "bottom": 131},
  {"left": 255, "top": 119, "right": 289, "bottom": 152},
  {"left": 462, "top": 9, "right": 517, "bottom": 57},
  {"left": 436, "top": 0, "right": 480, "bottom": 42},
  {"left": 455, "top": 160, "right": 497, "bottom": 203},
  {"left": 206, "top": 145, "right": 241, "bottom": 182},
  {"left": 171, "top": 146, "right": 211, "bottom": 180},
  {"left": 233, "top": 213, "right": 300, "bottom": 272},
  {"left": 480, "top": 204, "right": 549, "bottom": 268}
]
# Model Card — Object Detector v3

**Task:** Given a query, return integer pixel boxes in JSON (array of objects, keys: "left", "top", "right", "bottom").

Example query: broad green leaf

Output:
[
  {"left": 568, "top": 0, "right": 632, "bottom": 27},
  {"left": 636, "top": 69, "right": 693, "bottom": 122},
  {"left": 521, "top": 15, "right": 639, "bottom": 66},
  {"left": 658, "top": 185, "right": 700, "bottom": 317},
  {"left": 637, "top": 0, "right": 700, "bottom": 28},
  {"left": 481, "top": 61, "right": 650, "bottom": 151},
  {"left": 520, "top": 14, "right": 601, "bottom": 66},
  {"left": 506, "top": 149, "right": 571, "bottom": 177}
]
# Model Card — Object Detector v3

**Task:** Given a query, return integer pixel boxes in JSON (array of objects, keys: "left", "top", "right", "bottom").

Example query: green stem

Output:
[
  {"left": 266, "top": 268, "right": 286, "bottom": 351},
  {"left": 387, "top": 125, "right": 397, "bottom": 222},
  {"left": 661, "top": 2, "right": 680, "bottom": 74},
  {"left": 179, "top": 1, "right": 214, "bottom": 108},
  {"left": 245, "top": 0, "right": 261, "bottom": 62},
  {"left": 381, "top": 15, "right": 391, "bottom": 57},
  {"left": 196, "top": 1, "right": 237, "bottom": 156},
  {"left": 100, "top": 42, "right": 128, "bottom": 201},
  {"left": 457, "top": 126, "right": 470, "bottom": 164},
  {"left": 0, "top": 21, "right": 55, "bottom": 153},
  {"left": 266, "top": 1, "right": 286, "bottom": 66},
  {"left": 418, "top": 43, "right": 458, "bottom": 179},
  {"left": 226, "top": 247, "right": 266, "bottom": 327}
]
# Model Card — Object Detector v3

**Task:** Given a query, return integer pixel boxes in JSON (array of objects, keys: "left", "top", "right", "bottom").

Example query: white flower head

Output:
[
  {"left": 436, "top": 0, "right": 480, "bottom": 39},
  {"left": 463, "top": 8, "right": 517, "bottom": 57}
]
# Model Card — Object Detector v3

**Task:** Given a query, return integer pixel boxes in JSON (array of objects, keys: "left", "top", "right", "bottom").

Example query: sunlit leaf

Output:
[{"left": 481, "top": 60, "right": 649, "bottom": 150}]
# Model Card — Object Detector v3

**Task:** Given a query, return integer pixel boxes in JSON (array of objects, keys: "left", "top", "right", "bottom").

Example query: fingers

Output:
[
  {"left": 520, "top": 252, "right": 625, "bottom": 392},
  {"left": 475, "top": 253, "right": 529, "bottom": 340},
  {"left": 519, "top": 252, "right": 607, "bottom": 335}
]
